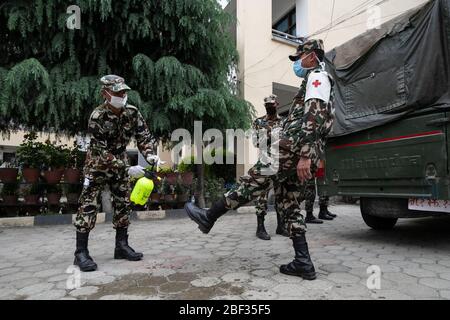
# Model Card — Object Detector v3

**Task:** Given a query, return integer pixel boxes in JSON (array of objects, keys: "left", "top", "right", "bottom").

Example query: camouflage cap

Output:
[
  {"left": 264, "top": 94, "right": 278, "bottom": 104},
  {"left": 289, "top": 39, "right": 325, "bottom": 62},
  {"left": 100, "top": 75, "right": 131, "bottom": 92}
]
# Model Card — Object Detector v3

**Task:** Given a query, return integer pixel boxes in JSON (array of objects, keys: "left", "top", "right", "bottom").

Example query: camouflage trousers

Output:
[
  {"left": 74, "top": 166, "right": 132, "bottom": 233},
  {"left": 255, "top": 192, "right": 269, "bottom": 218},
  {"left": 225, "top": 148, "right": 317, "bottom": 238},
  {"left": 304, "top": 179, "right": 329, "bottom": 213}
]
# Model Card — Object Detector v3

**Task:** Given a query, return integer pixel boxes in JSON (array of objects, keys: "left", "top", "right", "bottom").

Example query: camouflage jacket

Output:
[
  {"left": 281, "top": 67, "right": 335, "bottom": 163},
  {"left": 85, "top": 104, "right": 157, "bottom": 170},
  {"left": 252, "top": 114, "right": 282, "bottom": 149}
]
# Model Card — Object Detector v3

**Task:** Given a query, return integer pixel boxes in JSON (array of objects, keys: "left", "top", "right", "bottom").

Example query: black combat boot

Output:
[
  {"left": 74, "top": 232, "right": 97, "bottom": 272},
  {"left": 321, "top": 206, "right": 337, "bottom": 218},
  {"left": 256, "top": 216, "right": 271, "bottom": 240},
  {"left": 184, "top": 198, "right": 229, "bottom": 234},
  {"left": 318, "top": 205, "right": 334, "bottom": 220},
  {"left": 305, "top": 211, "right": 324, "bottom": 224},
  {"left": 114, "top": 227, "right": 143, "bottom": 261},
  {"left": 275, "top": 212, "right": 289, "bottom": 237},
  {"left": 280, "top": 234, "right": 316, "bottom": 280}
]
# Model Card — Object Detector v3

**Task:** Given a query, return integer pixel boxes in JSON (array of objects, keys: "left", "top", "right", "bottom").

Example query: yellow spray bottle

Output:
[{"left": 130, "top": 167, "right": 161, "bottom": 206}]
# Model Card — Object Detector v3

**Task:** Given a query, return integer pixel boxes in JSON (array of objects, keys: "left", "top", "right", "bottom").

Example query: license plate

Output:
[{"left": 408, "top": 198, "right": 450, "bottom": 213}]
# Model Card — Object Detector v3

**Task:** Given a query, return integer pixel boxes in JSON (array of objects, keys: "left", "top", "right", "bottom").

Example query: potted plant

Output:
[
  {"left": 160, "top": 178, "right": 175, "bottom": 209},
  {"left": 65, "top": 142, "right": 86, "bottom": 183},
  {"left": 65, "top": 183, "right": 83, "bottom": 205},
  {"left": 23, "top": 183, "right": 42, "bottom": 205},
  {"left": 1, "top": 182, "right": 20, "bottom": 205},
  {"left": 16, "top": 132, "right": 44, "bottom": 183},
  {"left": 46, "top": 184, "right": 62, "bottom": 206},
  {"left": 0, "top": 158, "right": 19, "bottom": 183},
  {"left": 42, "top": 141, "right": 68, "bottom": 184},
  {"left": 175, "top": 179, "right": 189, "bottom": 203}
]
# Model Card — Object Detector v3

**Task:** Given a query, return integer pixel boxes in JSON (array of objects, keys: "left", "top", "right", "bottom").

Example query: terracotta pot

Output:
[
  {"left": 64, "top": 169, "right": 81, "bottom": 183},
  {"left": 23, "top": 168, "right": 40, "bottom": 183},
  {"left": 166, "top": 173, "right": 178, "bottom": 185},
  {"left": 47, "top": 193, "right": 62, "bottom": 205},
  {"left": 24, "top": 195, "right": 40, "bottom": 205},
  {"left": 164, "top": 194, "right": 176, "bottom": 202},
  {"left": 43, "top": 170, "right": 63, "bottom": 184},
  {"left": 150, "top": 193, "right": 161, "bottom": 203},
  {"left": 181, "top": 172, "right": 194, "bottom": 185},
  {"left": 2, "top": 195, "right": 18, "bottom": 205},
  {"left": 0, "top": 168, "right": 18, "bottom": 183},
  {"left": 177, "top": 194, "right": 189, "bottom": 203},
  {"left": 66, "top": 193, "right": 80, "bottom": 204}
]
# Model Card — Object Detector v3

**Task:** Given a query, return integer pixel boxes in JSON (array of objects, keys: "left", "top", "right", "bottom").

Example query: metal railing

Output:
[{"left": 271, "top": 29, "right": 304, "bottom": 44}]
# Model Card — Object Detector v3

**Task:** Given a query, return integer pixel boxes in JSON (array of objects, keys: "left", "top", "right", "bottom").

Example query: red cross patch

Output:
[{"left": 312, "top": 80, "right": 322, "bottom": 88}]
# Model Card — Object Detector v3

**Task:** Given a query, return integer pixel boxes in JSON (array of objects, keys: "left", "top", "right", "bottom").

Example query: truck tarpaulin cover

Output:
[{"left": 325, "top": 0, "right": 450, "bottom": 137}]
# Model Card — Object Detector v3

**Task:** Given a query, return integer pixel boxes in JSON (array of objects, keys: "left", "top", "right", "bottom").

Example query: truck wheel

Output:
[{"left": 360, "top": 198, "right": 398, "bottom": 230}]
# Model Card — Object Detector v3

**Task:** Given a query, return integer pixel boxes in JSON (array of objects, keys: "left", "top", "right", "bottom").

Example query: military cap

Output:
[
  {"left": 289, "top": 39, "right": 325, "bottom": 62},
  {"left": 264, "top": 94, "right": 278, "bottom": 104},
  {"left": 100, "top": 75, "right": 131, "bottom": 92}
]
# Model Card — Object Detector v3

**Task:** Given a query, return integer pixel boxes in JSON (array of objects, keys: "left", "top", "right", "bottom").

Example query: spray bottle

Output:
[{"left": 130, "top": 165, "right": 162, "bottom": 206}]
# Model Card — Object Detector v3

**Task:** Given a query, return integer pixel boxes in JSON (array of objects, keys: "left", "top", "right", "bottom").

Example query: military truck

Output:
[{"left": 318, "top": 0, "right": 450, "bottom": 229}]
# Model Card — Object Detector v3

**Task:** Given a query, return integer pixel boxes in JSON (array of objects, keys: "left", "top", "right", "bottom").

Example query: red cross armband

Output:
[{"left": 305, "top": 70, "right": 332, "bottom": 104}]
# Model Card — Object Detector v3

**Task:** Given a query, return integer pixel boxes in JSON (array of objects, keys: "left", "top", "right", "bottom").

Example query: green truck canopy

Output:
[{"left": 325, "top": 0, "right": 450, "bottom": 137}]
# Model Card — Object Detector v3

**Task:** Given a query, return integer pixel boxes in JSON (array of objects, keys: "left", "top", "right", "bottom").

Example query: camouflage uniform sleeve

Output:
[
  {"left": 251, "top": 119, "right": 260, "bottom": 148},
  {"left": 88, "top": 112, "right": 123, "bottom": 167},
  {"left": 135, "top": 111, "right": 157, "bottom": 158},
  {"left": 297, "top": 98, "right": 330, "bottom": 162}
]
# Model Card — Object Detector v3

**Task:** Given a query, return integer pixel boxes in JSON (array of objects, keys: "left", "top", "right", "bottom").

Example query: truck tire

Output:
[{"left": 360, "top": 198, "right": 398, "bottom": 230}]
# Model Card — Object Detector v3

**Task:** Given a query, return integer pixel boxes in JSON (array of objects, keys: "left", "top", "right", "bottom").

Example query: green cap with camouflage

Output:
[
  {"left": 100, "top": 75, "right": 131, "bottom": 92},
  {"left": 289, "top": 39, "right": 325, "bottom": 62},
  {"left": 264, "top": 94, "right": 278, "bottom": 104}
]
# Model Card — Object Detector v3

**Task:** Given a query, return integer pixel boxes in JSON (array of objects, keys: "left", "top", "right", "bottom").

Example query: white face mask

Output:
[{"left": 106, "top": 91, "right": 128, "bottom": 109}]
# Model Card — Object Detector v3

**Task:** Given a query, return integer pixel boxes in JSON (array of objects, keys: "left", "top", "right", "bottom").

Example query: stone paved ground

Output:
[{"left": 1, "top": 204, "right": 450, "bottom": 300}]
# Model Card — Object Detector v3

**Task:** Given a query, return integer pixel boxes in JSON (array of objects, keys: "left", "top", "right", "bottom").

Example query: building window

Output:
[{"left": 273, "top": 8, "right": 296, "bottom": 36}]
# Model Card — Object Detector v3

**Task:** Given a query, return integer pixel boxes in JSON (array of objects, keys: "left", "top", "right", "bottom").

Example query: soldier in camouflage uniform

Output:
[
  {"left": 74, "top": 75, "right": 160, "bottom": 272},
  {"left": 252, "top": 95, "right": 289, "bottom": 240},
  {"left": 304, "top": 178, "right": 337, "bottom": 224},
  {"left": 185, "top": 39, "right": 335, "bottom": 280}
]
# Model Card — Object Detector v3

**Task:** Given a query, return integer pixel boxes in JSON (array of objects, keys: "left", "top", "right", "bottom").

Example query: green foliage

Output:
[
  {"left": 1, "top": 182, "right": 20, "bottom": 196},
  {"left": 16, "top": 132, "right": 46, "bottom": 168},
  {"left": 0, "top": 0, "right": 255, "bottom": 138},
  {"left": 204, "top": 177, "right": 226, "bottom": 204},
  {"left": 68, "top": 141, "right": 87, "bottom": 170},
  {"left": 42, "top": 140, "right": 70, "bottom": 169},
  {"left": 24, "top": 183, "right": 44, "bottom": 195}
]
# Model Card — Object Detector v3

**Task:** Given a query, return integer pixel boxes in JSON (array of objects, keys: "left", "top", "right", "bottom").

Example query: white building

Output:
[{"left": 226, "top": 0, "right": 428, "bottom": 175}]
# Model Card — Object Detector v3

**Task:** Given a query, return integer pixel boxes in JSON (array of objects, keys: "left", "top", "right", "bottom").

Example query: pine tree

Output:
[{"left": 0, "top": 0, "right": 254, "bottom": 138}]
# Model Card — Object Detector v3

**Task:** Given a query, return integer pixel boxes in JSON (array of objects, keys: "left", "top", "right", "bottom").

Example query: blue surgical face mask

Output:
[{"left": 292, "top": 52, "right": 318, "bottom": 78}]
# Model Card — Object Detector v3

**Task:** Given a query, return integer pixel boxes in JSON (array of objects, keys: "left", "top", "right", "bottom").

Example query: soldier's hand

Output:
[
  {"left": 128, "top": 165, "right": 145, "bottom": 179},
  {"left": 297, "top": 157, "right": 312, "bottom": 182}
]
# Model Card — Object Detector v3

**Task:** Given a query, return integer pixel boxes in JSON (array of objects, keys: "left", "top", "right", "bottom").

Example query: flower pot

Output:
[
  {"left": 177, "top": 194, "right": 189, "bottom": 203},
  {"left": 166, "top": 173, "right": 178, "bottom": 185},
  {"left": 150, "top": 193, "right": 161, "bottom": 203},
  {"left": 0, "top": 168, "right": 18, "bottom": 183},
  {"left": 47, "top": 193, "right": 62, "bottom": 205},
  {"left": 23, "top": 168, "right": 40, "bottom": 183},
  {"left": 181, "top": 172, "right": 194, "bottom": 185},
  {"left": 24, "top": 195, "right": 40, "bottom": 205},
  {"left": 164, "top": 194, "right": 176, "bottom": 202},
  {"left": 43, "top": 170, "right": 63, "bottom": 184},
  {"left": 64, "top": 168, "right": 81, "bottom": 183},
  {"left": 2, "top": 195, "right": 18, "bottom": 205},
  {"left": 66, "top": 193, "right": 80, "bottom": 205}
]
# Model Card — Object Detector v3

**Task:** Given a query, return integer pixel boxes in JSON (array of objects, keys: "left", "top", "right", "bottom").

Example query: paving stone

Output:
[
  {"left": 327, "top": 273, "right": 361, "bottom": 284},
  {"left": 191, "top": 277, "right": 222, "bottom": 288},
  {"left": 16, "top": 283, "right": 55, "bottom": 296},
  {"left": 221, "top": 272, "right": 251, "bottom": 283},
  {"left": 272, "top": 284, "right": 307, "bottom": 297},
  {"left": 419, "top": 278, "right": 450, "bottom": 290},
  {"left": 242, "top": 289, "right": 278, "bottom": 300},
  {"left": 26, "top": 290, "right": 67, "bottom": 300},
  {"left": 69, "top": 286, "right": 99, "bottom": 297},
  {"left": 403, "top": 268, "right": 436, "bottom": 278},
  {"left": 319, "top": 264, "right": 350, "bottom": 273}
]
